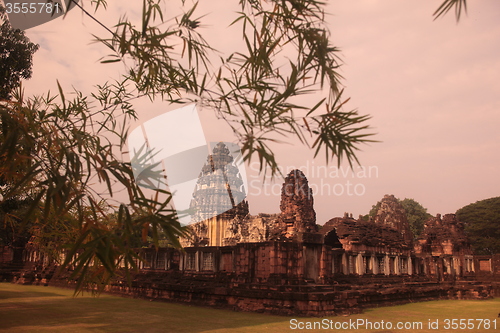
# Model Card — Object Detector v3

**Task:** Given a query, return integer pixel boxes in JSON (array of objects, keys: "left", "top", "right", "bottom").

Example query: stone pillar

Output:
[
  {"left": 319, "top": 245, "right": 331, "bottom": 281},
  {"left": 208, "top": 216, "right": 225, "bottom": 247},
  {"left": 342, "top": 253, "right": 348, "bottom": 274},
  {"left": 408, "top": 256, "right": 413, "bottom": 275},
  {"left": 269, "top": 243, "right": 277, "bottom": 275},
  {"left": 371, "top": 255, "right": 378, "bottom": 275},
  {"left": 357, "top": 253, "right": 363, "bottom": 275},
  {"left": 444, "top": 257, "right": 450, "bottom": 274},
  {"left": 384, "top": 254, "right": 390, "bottom": 275},
  {"left": 395, "top": 256, "right": 401, "bottom": 275}
]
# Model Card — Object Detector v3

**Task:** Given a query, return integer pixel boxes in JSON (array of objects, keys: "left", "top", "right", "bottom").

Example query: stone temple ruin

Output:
[
  {"left": 181, "top": 162, "right": 319, "bottom": 247},
  {"left": 2, "top": 143, "right": 499, "bottom": 316}
]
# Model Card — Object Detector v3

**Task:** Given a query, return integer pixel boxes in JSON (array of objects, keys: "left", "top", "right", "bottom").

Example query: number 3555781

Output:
[{"left": 5, "top": 2, "right": 61, "bottom": 14}]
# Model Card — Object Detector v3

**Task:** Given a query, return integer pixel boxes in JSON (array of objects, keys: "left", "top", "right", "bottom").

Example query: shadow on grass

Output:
[
  {"left": 0, "top": 289, "right": 64, "bottom": 300},
  {"left": 0, "top": 283, "right": 288, "bottom": 333},
  {"left": 3, "top": 283, "right": 498, "bottom": 333}
]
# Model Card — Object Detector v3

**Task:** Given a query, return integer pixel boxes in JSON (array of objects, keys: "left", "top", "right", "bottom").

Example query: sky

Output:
[{"left": 16, "top": 0, "right": 500, "bottom": 225}]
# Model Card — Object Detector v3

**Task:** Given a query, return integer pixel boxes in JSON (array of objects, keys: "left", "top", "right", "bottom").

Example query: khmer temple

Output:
[
  {"left": 182, "top": 142, "right": 249, "bottom": 247},
  {"left": 1, "top": 143, "right": 499, "bottom": 316}
]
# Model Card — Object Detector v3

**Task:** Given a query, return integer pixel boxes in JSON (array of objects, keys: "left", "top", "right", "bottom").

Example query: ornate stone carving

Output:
[
  {"left": 181, "top": 142, "right": 248, "bottom": 247},
  {"left": 416, "top": 213, "right": 472, "bottom": 256},
  {"left": 276, "top": 169, "right": 317, "bottom": 240},
  {"left": 189, "top": 142, "right": 248, "bottom": 224},
  {"left": 374, "top": 194, "right": 413, "bottom": 242}
]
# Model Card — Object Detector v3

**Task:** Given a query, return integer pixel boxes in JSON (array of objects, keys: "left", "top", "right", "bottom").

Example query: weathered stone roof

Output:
[
  {"left": 416, "top": 213, "right": 472, "bottom": 255},
  {"left": 321, "top": 215, "right": 412, "bottom": 250}
]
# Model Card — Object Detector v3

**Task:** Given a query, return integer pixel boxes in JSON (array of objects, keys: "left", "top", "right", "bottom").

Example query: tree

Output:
[
  {"left": 0, "top": 8, "right": 38, "bottom": 258},
  {"left": 399, "top": 198, "right": 432, "bottom": 238},
  {"left": 0, "top": 7, "right": 39, "bottom": 100},
  {"left": 364, "top": 197, "right": 432, "bottom": 239},
  {"left": 456, "top": 197, "right": 500, "bottom": 255},
  {"left": 0, "top": 196, "right": 34, "bottom": 263},
  {"left": 365, "top": 201, "right": 381, "bottom": 220}
]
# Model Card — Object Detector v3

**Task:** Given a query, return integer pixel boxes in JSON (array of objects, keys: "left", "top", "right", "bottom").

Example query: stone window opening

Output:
[
  {"left": 142, "top": 252, "right": 153, "bottom": 269},
  {"left": 220, "top": 251, "right": 234, "bottom": 272},
  {"left": 377, "top": 257, "right": 385, "bottom": 274},
  {"left": 389, "top": 257, "right": 396, "bottom": 275},
  {"left": 478, "top": 259, "right": 491, "bottom": 272},
  {"left": 348, "top": 255, "right": 356, "bottom": 274},
  {"left": 465, "top": 258, "right": 474, "bottom": 272},
  {"left": 185, "top": 252, "right": 196, "bottom": 270},
  {"left": 363, "top": 256, "right": 371, "bottom": 274},
  {"left": 202, "top": 252, "right": 214, "bottom": 271},
  {"left": 324, "top": 229, "right": 342, "bottom": 248},
  {"left": 331, "top": 254, "right": 342, "bottom": 274},
  {"left": 400, "top": 257, "right": 408, "bottom": 274},
  {"left": 155, "top": 252, "right": 167, "bottom": 270}
]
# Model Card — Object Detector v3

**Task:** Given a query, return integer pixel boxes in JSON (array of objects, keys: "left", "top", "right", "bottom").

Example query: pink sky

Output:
[{"left": 22, "top": 1, "right": 500, "bottom": 224}]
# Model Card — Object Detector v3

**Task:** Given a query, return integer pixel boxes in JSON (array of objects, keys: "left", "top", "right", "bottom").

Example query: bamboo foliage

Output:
[
  {"left": 1, "top": 0, "right": 377, "bottom": 292},
  {"left": 0, "top": 0, "right": 472, "bottom": 292},
  {"left": 92, "top": 0, "right": 376, "bottom": 177},
  {"left": 0, "top": 83, "right": 187, "bottom": 293},
  {"left": 433, "top": 0, "right": 468, "bottom": 21}
]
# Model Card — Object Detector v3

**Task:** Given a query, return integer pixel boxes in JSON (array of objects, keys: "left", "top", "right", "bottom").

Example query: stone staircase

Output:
[
  {"left": 0, "top": 262, "right": 24, "bottom": 282},
  {"left": 12, "top": 262, "right": 58, "bottom": 285}
]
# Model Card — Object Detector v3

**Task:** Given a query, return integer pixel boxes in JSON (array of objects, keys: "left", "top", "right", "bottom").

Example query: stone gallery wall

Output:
[
  {"left": 12, "top": 242, "right": 497, "bottom": 316},
  {"left": 2, "top": 167, "right": 499, "bottom": 315}
]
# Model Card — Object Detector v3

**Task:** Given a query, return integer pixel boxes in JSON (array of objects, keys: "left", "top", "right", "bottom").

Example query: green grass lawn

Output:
[{"left": 0, "top": 282, "right": 498, "bottom": 332}]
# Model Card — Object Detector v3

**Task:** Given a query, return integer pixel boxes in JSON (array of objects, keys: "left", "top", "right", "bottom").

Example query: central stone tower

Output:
[{"left": 188, "top": 142, "right": 248, "bottom": 246}]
